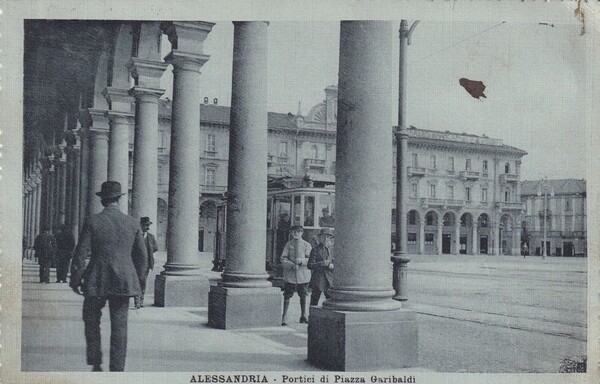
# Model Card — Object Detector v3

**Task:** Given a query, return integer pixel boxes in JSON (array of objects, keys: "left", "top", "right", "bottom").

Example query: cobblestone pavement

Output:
[{"left": 20, "top": 252, "right": 586, "bottom": 372}]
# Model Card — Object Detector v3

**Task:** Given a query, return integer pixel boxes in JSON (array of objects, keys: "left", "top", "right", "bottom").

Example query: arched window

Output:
[
  {"left": 505, "top": 189, "right": 510, "bottom": 202},
  {"left": 505, "top": 162, "right": 510, "bottom": 174}
]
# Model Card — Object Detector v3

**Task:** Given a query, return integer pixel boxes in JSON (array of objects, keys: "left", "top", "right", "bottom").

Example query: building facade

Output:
[
  {"left": 142, "top": 86, "right": 528, "bottom": 256},
  {"left": 520, "top": 179, "right": 587, "bottom": 257}
]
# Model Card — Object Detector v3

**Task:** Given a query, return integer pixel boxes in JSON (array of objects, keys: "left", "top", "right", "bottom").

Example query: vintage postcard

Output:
[{"left": 1, "top": 1, "right": 598, "bottom": 383}]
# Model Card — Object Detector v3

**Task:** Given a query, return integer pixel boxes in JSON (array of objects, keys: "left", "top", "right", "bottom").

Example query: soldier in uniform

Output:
[{"left": 280, "top": 225, "right": 312, "bottom": 325}]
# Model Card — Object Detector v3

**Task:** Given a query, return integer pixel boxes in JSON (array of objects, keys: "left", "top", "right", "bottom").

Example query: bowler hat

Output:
[
  {"left": 319, "top": 227, "right": 334, "bottom": 237},
  {"left": 140, "top": 217, "right": 153, "bottom": 225},
  {"left": 95, "top": 181, "right": 125, "bottom": 198},
  {"left": 290, "top": 225, "right": 304, "bottom": 232}
]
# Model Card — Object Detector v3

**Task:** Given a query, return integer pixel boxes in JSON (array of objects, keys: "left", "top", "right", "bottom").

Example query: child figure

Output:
[{"left": 280, "top": 225, "right": 312, "bottom": 325}]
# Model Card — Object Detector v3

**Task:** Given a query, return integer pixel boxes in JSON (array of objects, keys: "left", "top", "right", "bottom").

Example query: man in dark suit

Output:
[
  {"left": 134, "top": 216, "right": 159, "bottom": 308},
  {"left": 34, "top": 227, "right": 57, "bottom": 283},
  {"left": 307, "top": 227, "right": 334, "bottom": 307},
  {"left": 55, "top": 224, "right": 75, "bottom": 283},
  {"left": 70, "top": 181, "right": 147, "bottom": 372}
]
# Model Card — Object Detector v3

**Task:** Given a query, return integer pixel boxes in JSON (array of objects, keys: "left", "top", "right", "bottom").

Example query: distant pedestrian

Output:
[
  {"left": 55, "top": 224, "right": 75, "bottom": 283},
  {"left": 521, "top": 243, "right": 529, "bottom": 258},
  {"left": 280, "top": 225, "right": 312, "bottom": 326},
  {"left": 308, "top": 227, "right": 334, "bottom": 307},
  {"left": 33, "top": 227, "right": 56, "bottom": 283},
  {"left": 134, "top": 217, "right": 158, "bottom": 308},
  {"left": 70, "top": 181, "right": 147, "bottom": 372}
]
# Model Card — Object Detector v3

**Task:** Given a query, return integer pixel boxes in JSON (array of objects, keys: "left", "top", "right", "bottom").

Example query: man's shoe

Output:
[
  {"left": 299, "top": 316, "right": 308, "bottom": 324},
  {"left": 92, "top": 364, "right": 102, "bottom": 372},
  {"left": 281, "top": 322, "right": 287, "bottom": 326}
]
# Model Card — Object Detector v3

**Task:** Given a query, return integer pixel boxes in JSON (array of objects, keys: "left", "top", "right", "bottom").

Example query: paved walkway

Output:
[{"left": 20, "top": 252, "right": 586, "bottom": 373}]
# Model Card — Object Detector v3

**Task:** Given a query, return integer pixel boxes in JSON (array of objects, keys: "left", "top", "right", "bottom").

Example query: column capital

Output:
[
  {"left": 127, "top": 57, "right": 169, "bottom": 90},
  {"left": 160, "top": 21, "right": 215, "bottom": 54},
  {"left": 86, "top": 108, "right": 110, "bottom": 131},
  {"left": 164, "top": 50, "right": 209, "bottom": 73},
  {"left": 102, "top": 86, "right": 135, "bottom": 114},
  {"left": 130, "top": 86, "right": 165, "bottom": 101},
  {"left": 106, "top": 110, "right": 135, "bottom": 125}
]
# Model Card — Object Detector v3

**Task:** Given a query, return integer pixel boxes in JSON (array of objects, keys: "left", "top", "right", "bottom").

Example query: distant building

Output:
[
  {"left": 520, "top": 179, "right": 587, "bottom": 257},
  {"left": 144, "top": 86, "right": 528, "bottom": 255}
]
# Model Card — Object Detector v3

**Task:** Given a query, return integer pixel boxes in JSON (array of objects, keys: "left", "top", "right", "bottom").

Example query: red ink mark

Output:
[{"left": 459, "top": 78, "right": 487, "bottom": 100}]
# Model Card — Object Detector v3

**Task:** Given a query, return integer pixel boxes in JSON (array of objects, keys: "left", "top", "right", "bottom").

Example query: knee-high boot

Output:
[
  {"left": 299, "top": 296, "right": 308, "bottom": 323},
  {"left": 281, "top": 299, "right": 290, "bottom": 326}
]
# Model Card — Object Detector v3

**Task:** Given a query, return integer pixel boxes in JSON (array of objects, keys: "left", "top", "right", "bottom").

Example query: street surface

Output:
[{"left": 20, "top": 252, "right": 586, "bottom": 372}]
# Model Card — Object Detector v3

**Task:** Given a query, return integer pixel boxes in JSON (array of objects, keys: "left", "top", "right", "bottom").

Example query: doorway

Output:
[
  {"left": 442, "top": 234, "right": 451, "bottom": 254},
  {"left": 459, "top": 235, "right": 467, "bottom": 254},
  {"left": 479, "top": 236, "right": 488, "bottom": 254},
  {"left": 564, "top": 242, "right": 574, "bottom": 257}
]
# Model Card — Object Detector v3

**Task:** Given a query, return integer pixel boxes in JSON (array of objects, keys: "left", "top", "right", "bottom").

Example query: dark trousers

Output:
[
  {"left": 56, "top": 250, "right": 71, "bottom": 282},
  {"left": 83, "top": 296, "right": 130, "bottom": 371},
  {"left": 39, "top": 265, "right": 50, "bottom": 283},
  {"left": 134, "top": 270, "right": 149, "bottom": 307},
  {"left": 310, "top": 287, "right": 331, "bottom": 306}
]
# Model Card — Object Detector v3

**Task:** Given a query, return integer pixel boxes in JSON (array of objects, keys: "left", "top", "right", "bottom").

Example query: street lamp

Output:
[
  {"left": 392, "top": 19, "right": 419, "bottom": 301},
  {"left": 537, "top": 177, "right": 554, "bottom": 259}
]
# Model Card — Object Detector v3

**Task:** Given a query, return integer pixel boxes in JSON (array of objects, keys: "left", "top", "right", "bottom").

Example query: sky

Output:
[{"left": 159, "top": 20, "right": 588, "bottom": 181}]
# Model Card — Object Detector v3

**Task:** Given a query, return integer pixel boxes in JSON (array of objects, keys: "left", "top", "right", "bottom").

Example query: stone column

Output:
[
  {"left": 513, "top": 221, "right": 522, "bottom": 256},
  {"left": 47, "top": 160, "right": 56, "bottom": 232},
  {"left": 496, "top": 220, "right": 502, "bottom": 255},
  {"left": 437, "top": 220, "right": 443, "bottom": 255},
  {"left": 23, "top": 183, "right": 31, "bottom": 246},
  {"left": 128, "top": 58, "right": 168, "bottom": 224},
  {"left": 472, "top": 223, "right": 478, "bottom": 255},
  {"left": 454, "top": 219, "right": 460, "bottom": 255},
  {"left": 208, "top": 21, "right": 281, "bottom": 329},
  {"left": 57, "top": 150, "right": 68, "bottom": 226},
  {"left": 86, "top": 109, "right": 110, "bottom": 216},
  {"left": 154, "top": 21, "right": 215, "bottom": 307},
  {"left": 308, "top": 21, "right": 417, "bottom": 371},
  {"left": 418, "top": 219, "right": 425, "bottom": 254},
  {"left": 34, "top": 170, "right": 42, "bottom": 240},
  {"left": 106, "top": 111, "right": 133, "bottom": 213},
  {"left": 78, "top": 124, "right": 90, "bottom": 228},
  {"left": 67, "top": 136, "right": 81, "bottom": 243}
]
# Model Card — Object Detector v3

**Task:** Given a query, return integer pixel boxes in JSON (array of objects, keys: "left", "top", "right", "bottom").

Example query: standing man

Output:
[
  {"left": 308, "top": 227, "right": 334, "bottom": 307},
  {"left": 134, "top": 217, "right": 159, "bottom": 308},
  {"left": 280, "top": 225, "right": 312, "bottom": 326},
  {"left": 33, "top": 227, "right": 57, "bottom": 283},
  {"left": 70, "top": 181, "right": 147, "bottom": 372},
  {"left": 55, "top": 224, "right": 75, "bottom": 283}
]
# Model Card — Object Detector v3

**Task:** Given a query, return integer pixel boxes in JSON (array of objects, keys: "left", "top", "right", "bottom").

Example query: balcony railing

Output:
[
  {"left": 421, "top": 197, "right": 445, "bottom": 207},
  {"left": 499, "top": 173, "right": 519, "bottom": 183},
  {"left": 445, "top": 199, "right": 464, "bottom": 207},
  {"left": 460, "top": 170, "right": 480, "bottom": 180},
  {"left": 496, "top": 201, "right": 525, "bottom": 211},
  {"left": 304, "top": 158, "right": 326, "bottom": 169},
  {"left": 408, "top": 166, "right": 426, "bottom": 176},
  {"left": 200, "top": 184, "right": 227, "bottom": 194},
  {"left": 204, "top": 150, "right": 217, "bottom": 158}
]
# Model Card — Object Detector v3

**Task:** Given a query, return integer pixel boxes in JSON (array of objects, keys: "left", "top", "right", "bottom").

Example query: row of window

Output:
[
  {"left": 413, "top": 183, "right": 489, "bottom": 202},
  {"left": 411, "top": 154, "right": 514, "bottom": 174}
]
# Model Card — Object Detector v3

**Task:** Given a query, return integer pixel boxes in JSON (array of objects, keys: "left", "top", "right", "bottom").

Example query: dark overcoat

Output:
[
  {"left": 70, "top": 205, "right": 148, "bottom": 297},
  {"left": 34, "top": 233, "right": 57, "bottom": 267},
  {"left": 307, "top": 243, "right": 333, "bottom": 292},
  {"left": 145, "top": 232, "right": 159, "bottom": 270}
]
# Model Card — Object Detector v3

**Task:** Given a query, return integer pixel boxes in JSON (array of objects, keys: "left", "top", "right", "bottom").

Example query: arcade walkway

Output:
[{"left": 21, "top": 253, "right": 586, "bottom": 373}]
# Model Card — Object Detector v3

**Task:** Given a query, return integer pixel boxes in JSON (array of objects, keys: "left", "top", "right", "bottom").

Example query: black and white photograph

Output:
[{"left": 2, "top": 1, "right": 599, "bottom": 383}]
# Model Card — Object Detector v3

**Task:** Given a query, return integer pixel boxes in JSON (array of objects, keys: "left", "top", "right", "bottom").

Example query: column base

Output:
[
  {"left": 308, "top": 306, "right": 418, "bottom": 371},
  {"left": 208, "top": 285, "right": 282, "bottom": 329},
  {"left": 154, "top": 273, "right": 215, "bottom": 307}
]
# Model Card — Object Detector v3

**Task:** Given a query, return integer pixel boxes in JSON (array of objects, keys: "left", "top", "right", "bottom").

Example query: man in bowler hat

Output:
[
  {"left": 134, "top": 217, "right": 159, "bottom": 308},
  {"left": 70, "top": 181, "right": 147, "bottom": 372}
]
